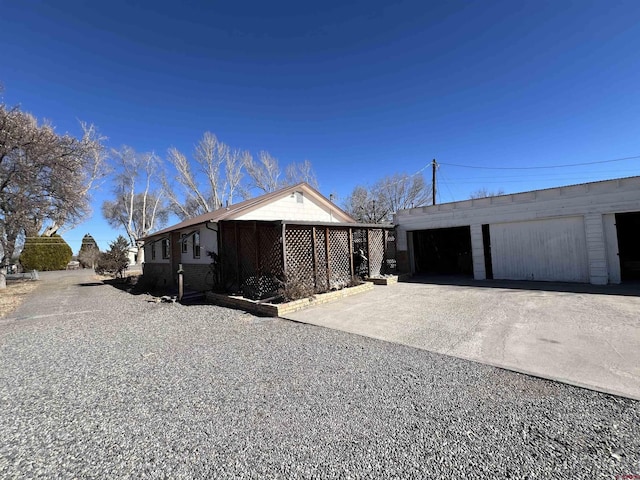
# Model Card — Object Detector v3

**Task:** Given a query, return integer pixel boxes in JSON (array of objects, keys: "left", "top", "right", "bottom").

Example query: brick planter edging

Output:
[
  {"left": 364, "top": 274, "right": 412, "bottom": 285},
  {"left": 365, "top": 275, "right": 399, "bottom": 285},
  {"left": 205, "top": 282, "right": 374, "bottom": 317}
]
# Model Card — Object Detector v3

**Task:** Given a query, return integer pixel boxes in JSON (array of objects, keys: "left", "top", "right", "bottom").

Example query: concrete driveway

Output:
[{"left": 282, "top": 277, "right": 640, "bottom": 400}]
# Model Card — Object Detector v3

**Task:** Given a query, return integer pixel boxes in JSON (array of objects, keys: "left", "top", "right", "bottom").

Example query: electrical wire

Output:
[{"left": 438, "top": 155, "right": 640, "bottom": 170}]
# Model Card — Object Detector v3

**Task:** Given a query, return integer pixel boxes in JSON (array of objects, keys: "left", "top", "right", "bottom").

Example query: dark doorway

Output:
[
  {"left": 616, "top": 212, "right": 640, "bottom": 281},
  {"left": 412, "top": 226, "right": 473, "bottom": 276}
]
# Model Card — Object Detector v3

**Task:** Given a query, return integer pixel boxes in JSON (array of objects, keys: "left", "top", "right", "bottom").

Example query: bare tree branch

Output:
[
  {"left": 244, "top": 150, "right": 281, "bottom": 194},
  {"left": 285, "top": 159, "right": 319, "bottom": 188},
  {"left": 344, "top": 173, "right": 432, "bottom": 223},
  {"left": 102, "top": 146, "right": 169, "bottom": 263},
  {"left": 164, "top": 132, "right": 248, "bottom": 219}
]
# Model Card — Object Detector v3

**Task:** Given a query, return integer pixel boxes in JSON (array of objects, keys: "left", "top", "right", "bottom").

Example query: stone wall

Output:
[
  {"left": 142, "top": 263, "right": 173, "bottom": 289},
  {"left": 181, "top": 263, "right": 212, "bottom": 292}
]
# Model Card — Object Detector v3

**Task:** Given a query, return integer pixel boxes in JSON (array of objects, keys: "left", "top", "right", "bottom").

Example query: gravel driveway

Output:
[{"left": 0, "top": 271, "right": 638, "bottom": 478}]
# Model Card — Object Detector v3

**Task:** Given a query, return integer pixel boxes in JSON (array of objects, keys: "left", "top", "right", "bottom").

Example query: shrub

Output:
[
  {"left": 78, "top": 233, "right": 100, "bottom": 268},
  {"left": 95, "top": 235, "right": 129, "bottom": 278},
  {"left": 19, "top": 235, "right": 73, "bottom": 271},
  {"left": 277, "top": 272, "right": 315, "bottom": 302}
]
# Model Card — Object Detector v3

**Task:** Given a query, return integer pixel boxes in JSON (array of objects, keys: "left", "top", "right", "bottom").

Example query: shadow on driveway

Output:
[{"left": 406, "top": 274, "right": 640, "bottom": 297}]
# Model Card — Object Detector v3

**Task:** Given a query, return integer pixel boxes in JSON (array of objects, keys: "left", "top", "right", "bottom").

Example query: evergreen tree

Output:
[{"left": 78, "top": 233, "right": 100, "bottom": 268}]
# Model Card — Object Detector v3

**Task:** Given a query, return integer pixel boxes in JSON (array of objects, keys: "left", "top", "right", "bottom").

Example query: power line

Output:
[{"left": 438, "top": 155, "right": 640, "bottom": 170}]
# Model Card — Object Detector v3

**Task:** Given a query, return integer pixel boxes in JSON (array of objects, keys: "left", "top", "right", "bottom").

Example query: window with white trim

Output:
[
  {"left": 193, "top": 231, "right": 200, "bottom": 259},
  {"left": 181, "top": 234, "right": 188, "bottom": 254}
]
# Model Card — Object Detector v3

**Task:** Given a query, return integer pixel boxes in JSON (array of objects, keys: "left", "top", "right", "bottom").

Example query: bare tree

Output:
[
  {"left": 344, "top": 173, "right": 432, "bottom": 223},
  {"left": 245, "top": 151, "right": 320, "bottom": 195},
  {"left": 376, "top": 173, "right": 431, "bottom": 214},
  {"left": 0, "top": 103, "right": 107, "bottom": 287},
  {"left": 343, "top": 186, "right": 379, "bottom": 223},
  {"left": 469, "top": 187, "right": 505, "bottom": 199},
  {"left": 102, "top": 147, "right": 169, "bottom": 263},
  {"left": 244, "top": 150, "right": 281, "bottom": 194},
  {"left": 163, "top": 132, "right": 248, "bottom": 219},
  {"left": 285, "top": 159, "right": 319, "bottom": 189}
]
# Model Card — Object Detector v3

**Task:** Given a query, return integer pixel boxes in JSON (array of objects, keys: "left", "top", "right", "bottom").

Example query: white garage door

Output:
[{"left": 490, "top": 217, "right": 589, "bottom": 282}]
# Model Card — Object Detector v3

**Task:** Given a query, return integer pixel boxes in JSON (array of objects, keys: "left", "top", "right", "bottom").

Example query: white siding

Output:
[
  {"left": 603, "top": 214, "right": 621, "bottom": 284},
  {"left": 144, "top": 241, "right": 170, "bottom": 264},
  {"left": 584, "top": 214, "right": 608, "bottom": 285},
  {"left": 469, "top": 224, "right": 486, "bottom": 280},
  {"left": 396, "top": 177, "right": 640, "bottom": 233},
  {"left": 179, "top": 226, "right": 218, "bottom": 265},
  {"left": 235, "top": 191, "right": 340, "bottom": 222},
  {"left": 490, "top": 217, "right": 589, "bottom": 282}
]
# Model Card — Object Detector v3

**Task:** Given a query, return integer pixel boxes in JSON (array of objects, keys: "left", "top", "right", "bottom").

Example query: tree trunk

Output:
[
  {"left": 136, "top": 244, "right": 145, "bottom": 264},
  {"left": 0, "top": 267, "right": 6, "bottom": 290}
]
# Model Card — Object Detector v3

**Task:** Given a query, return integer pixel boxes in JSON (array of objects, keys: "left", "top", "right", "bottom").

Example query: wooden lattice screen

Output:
[
  {"left": 218, "top": 221, "right": 396, "bottom": 297},
  {"left": 219, "top": 221, "right": 284, "bottom": 299},
  {"left": 328, "top": 228, "right": 351, "bottom": 289},
  {"left": 314, "top": 227, "right": 328, "bottom": 292},
  {"left": 284, "top": 226, "right": 315, "bottom": 290},
  {"left": 368, "top": 229, "right": 385, "bottom": 277}
]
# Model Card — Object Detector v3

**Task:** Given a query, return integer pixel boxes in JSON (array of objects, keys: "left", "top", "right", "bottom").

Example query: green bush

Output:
[
  {"left": 20, "top": 235, "right": 73, "bottom": 271},
  {"left": 95, "top": 235, "right": 129, "bottom": 278}
]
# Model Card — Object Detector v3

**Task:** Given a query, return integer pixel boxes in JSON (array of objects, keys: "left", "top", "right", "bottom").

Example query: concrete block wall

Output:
[
  {"left": 142, "top": 263, "right": 173, "bottom": 288},
  {"left": 182, "top": 263, "right": 213, "bottom": 292}
]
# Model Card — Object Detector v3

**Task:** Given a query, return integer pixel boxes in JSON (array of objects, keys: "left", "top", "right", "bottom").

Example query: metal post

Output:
[{"left": 177, "top": 263, "right": 184, "bottom": 302}]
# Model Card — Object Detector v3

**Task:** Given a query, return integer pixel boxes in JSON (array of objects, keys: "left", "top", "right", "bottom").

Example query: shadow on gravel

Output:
[
  {"left": 101, "top": 276, "right": 176, "bottom": 298},
  {"left": 405, "top": 274, "right": 640, "bottom": 297},
  {"left": 78, "top": 282, "right": 105, "bottom": 287}
]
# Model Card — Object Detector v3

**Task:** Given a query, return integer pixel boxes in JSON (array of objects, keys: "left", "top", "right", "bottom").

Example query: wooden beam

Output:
[
  {"left": 281, "top": 223, "right": 287, "bottom": 279},
  {"left": 348, "top": 227, "right": 354, "bottom": 280},
  {"left": 366, "top": 228, "right": 372, "bottom": 278},
  {"left": 311, "top": 226, "right": 318, "bottom": 290},
  {"left": 235, "top": 222, "right": 240, "bottom": 290},
  {"left": 325, "top": 226, "right": 331, "bottom": 289}
]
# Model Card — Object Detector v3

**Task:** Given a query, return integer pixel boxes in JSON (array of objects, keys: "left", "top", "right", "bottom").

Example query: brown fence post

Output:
[
  {"left": 234, "top": 222, "right": 240, "bottom": 290},
  {"left": 281, "top": 223, "right": 287, "bottom": 280},
  {"left": 348, "top": 227, "right": 354, "bottom": 281},
  {"left": 311, "top": 226, "right": 318, "bottom": 290},
  {"left": 366, "top": 228, "right": 372, "bottom": 278},
  {"left": 325, "top": 226, "right": 331, "bottom": 288}
]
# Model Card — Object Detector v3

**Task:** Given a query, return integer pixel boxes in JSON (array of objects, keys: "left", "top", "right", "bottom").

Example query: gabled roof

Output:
[{"left": 143, "top": 182, "right": 355, "bottom": 240}]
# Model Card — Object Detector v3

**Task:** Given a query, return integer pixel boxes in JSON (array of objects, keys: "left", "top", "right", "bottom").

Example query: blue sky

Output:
[{"left": 2, "top": 0, "right": 640, "bottom": 253}]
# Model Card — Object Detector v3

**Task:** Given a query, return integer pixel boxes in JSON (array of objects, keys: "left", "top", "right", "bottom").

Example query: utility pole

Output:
[{"left": 432, "top": 159, "right": 437, "bottom": 205}]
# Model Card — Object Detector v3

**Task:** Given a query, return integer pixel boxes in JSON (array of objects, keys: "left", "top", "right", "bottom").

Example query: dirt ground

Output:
[{"left": 0, "top": 280, "right": 39, "bottom": 318}]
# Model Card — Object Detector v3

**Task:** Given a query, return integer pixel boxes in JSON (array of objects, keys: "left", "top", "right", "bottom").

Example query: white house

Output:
[
  {"left": 394, "top": 176, "right": 640, "bottom": 285},
  {"left": 141, "top": 183, "right": 355, "bottom": 290}
]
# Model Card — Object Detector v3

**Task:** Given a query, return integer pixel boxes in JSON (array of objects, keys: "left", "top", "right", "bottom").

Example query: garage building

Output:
[{"left": 394, "top": 176, "right": 640, "bottom": 285}]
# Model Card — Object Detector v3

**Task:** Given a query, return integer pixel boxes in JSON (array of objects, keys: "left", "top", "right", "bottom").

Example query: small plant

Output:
[{"left": 277, "top": 272, "right": 315, "bottom": 302}]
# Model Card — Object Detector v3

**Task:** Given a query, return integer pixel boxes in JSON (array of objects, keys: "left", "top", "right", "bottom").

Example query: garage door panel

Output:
[{"left": 490, "top": 217, "right": 589, "bottom": 282}]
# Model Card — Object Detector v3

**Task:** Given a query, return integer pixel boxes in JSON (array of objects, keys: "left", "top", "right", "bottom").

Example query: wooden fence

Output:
[{"left": 217, "top": 220, "right": 396, "bottom": 299}]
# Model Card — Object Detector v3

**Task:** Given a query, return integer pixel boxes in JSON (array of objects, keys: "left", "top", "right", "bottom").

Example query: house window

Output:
[
  {"left": 193, "top": 231, "right": 200, "bottom": 259},
  {"left": 295, "top": 191, "right": 303, "bottom": 203},
  {"left": 162, "top": 238, "right": 170, "bottom": 259},
  {"left": 181, "top": 234, "right": 188, "bottom": 254},
  {"left": 150, "top": 243, "right": 156, "bottom": 260}
]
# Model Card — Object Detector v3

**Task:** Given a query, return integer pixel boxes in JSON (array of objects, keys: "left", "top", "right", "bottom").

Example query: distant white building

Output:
[
  {"left": 394, "top": 176, "right": 640, "bottom": 285},
  {"left": 126, "top": 246, "right": 138, "bottom": 266}
]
